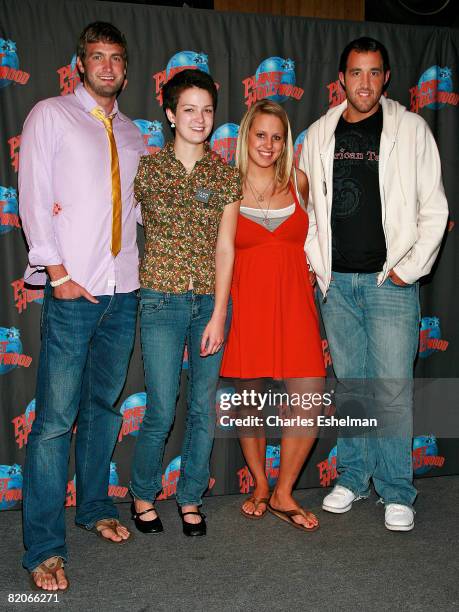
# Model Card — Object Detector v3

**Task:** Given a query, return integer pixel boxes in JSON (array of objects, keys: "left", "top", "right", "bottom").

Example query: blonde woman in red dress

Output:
[{"left": 221, "top": 99, "right": 325, "bottom": 531}]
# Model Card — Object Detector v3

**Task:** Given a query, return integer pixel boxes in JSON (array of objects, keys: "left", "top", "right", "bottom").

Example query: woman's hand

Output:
[{"left": 200, "top": 313, "right": 225, "bottom": 356}]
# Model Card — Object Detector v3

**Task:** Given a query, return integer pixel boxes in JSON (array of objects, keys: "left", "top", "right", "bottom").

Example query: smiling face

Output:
[
  {"left": 76, "top": 41, "right": 126, "bottom": 107},
  {"left": 340, "top": 49, "right": 390, "bottom": 122},
  {"left": 165, "top": 86, "right": 214, "bottom": 147},
  {"left": 247, "top": 112, "right": 285, "bottom": 170}
]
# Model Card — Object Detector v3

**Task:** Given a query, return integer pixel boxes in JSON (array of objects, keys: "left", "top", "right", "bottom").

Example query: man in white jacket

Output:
[{"left": 300, "top": 37, "right": 448, "bottom": 531}]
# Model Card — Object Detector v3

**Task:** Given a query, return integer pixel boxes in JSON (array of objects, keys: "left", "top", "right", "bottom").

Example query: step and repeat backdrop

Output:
[{"left": 1, "top": 0, "right": 458, "bottom": 511}]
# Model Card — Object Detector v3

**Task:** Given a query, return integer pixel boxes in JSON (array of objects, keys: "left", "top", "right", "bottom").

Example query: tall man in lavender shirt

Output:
[{"left": 19, "top": 22, "right": 144, "bottom": 590}]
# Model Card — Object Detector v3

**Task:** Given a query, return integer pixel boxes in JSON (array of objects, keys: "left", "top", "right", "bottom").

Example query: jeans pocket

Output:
[{"left": 140, "top": 290, "right": 166, "bottom": 313}]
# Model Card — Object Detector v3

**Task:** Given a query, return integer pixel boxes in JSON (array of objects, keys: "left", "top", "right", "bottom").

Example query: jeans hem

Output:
[
  {"left": 75, "top": 510, "right": 119, "bottom": 530},
  {"left": 23, "top": 550, "right": 68, "bottom": 573}
]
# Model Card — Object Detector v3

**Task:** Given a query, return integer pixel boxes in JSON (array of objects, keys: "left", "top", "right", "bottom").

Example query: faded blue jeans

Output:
[
  {"left": 22, "top": 285, "right": 138, "bottom": 571},
  {"left": 319, "top": 272, "right": 419, "bottom": 507},
  {"left": 130, "top": 289, "right": 231, "bottom": 507}
]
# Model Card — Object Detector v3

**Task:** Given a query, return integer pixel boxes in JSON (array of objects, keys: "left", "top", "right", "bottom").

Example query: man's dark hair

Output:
[
  {"left": 339, "top": 37, "right": 390, "bottom": 75},
  {"left": 77, "top": 22, "right": 128, "bottom": 64},
  {"left": 162, "top": 69, "right": 218, "bottom": 115}
]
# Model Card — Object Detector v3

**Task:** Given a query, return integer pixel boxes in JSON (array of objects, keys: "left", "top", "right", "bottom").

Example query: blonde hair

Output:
[{"left": 236, "top": 99, "right": 294, "bottom": 192}]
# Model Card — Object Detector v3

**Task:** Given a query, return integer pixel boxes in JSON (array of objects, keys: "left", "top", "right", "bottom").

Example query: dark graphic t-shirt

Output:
[{"left": 331, "top": 106, "right": 386, "bottom": 272}]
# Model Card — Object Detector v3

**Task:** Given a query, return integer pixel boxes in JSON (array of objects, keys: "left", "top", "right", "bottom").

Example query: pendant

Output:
[
  {"left": 258, "top": 195, "right": 264, "bottom": 202},
  {"left": 263, "top": 217, "right": 270, "bottom": 228}
]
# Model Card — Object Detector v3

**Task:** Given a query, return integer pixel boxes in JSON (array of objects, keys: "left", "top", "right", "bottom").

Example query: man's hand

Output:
[
  {"left": 53, "top": 279, "right": 99, "bottom": 303},
  {"left": 388, "top": 269, "right": 408, "bottom": 287}
]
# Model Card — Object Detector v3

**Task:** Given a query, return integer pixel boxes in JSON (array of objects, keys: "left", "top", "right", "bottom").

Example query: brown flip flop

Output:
[
  {"left": 30, "top": 556, "right": 69, "bottom": 591},
  {"left": 89, "top": 518, "right": 133, "bottom": 544},
  {"left": 240, "top": 496, "right": 270, "bottom": 520},
  {"left": 268, "top": 503, "right": 319, "bottom": 532}
]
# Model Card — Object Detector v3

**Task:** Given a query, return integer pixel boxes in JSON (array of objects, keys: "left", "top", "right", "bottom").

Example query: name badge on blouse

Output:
[{"left": 195, "top": 187, "right": 213, "bottom": 206}]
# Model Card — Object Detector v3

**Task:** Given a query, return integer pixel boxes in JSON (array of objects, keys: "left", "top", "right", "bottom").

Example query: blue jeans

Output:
[
  {"left": 22, "top": 286, "right": 138, "bottom": 571},
  {"left": 319, "top": 272, "right": 419, "bottom": 507},
  {"left": 130, "top": 289, "right": 231, "bottom": 507}
]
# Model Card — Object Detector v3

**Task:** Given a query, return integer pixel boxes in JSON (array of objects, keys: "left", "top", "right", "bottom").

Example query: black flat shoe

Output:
[
  {"left": 178, "top": 508, "right": 206, "bottom": 537},
  {"left": 131, "top": 501, "right": 163, "bottom": 534}
]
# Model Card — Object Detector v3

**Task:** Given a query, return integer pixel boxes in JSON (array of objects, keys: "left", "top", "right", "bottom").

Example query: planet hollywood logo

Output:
[
  {"left": 237, "top": 445, "right": 280, "bottom": 493},
  {"left": 0, "top": 39, "right": 30, "bottom": 89},
  {"left": 317, "top": 445, "right": 338, "bottom": 488},
  {"left": 108, "top": 462, "right": 128, "bottom": 498},
  {"left": 157, "top": 455, "right": 215, "bottom": 500},
  {"left": 293, "top": 129, "right": 307, "bottom": 168},
  {"left": 0, "top": 187, "right": 20, "bottom": 233},
  {"left": 11, "top": 278, "right": 44, "bottom": 314},
  {"left": 419, "top": 316, "right": 449, "bottom": 359},
  {"left": 0, "top": 327, "right": 32, "bottom": 374},
  {"left": 211, "top": 123, "right": 239, "bottom": 165},
  {"left": 0, "top": 464, "right": 23, "bottom": 510},
  {"left": 153, "top": 51, "right": 211, "bottom": 106},
  {"left": 133, "top": 120, "right": 165, "bottom": 155},
  {"left": 322, "top": 338, "right": 333, "bottom": 370},
  {"left": 12, "top": 398, "right": 36, "bottom": 449},
  {"left": 7, "top": 134, "right": 21, "bottom": 173},
  {"left": 243, "top": 57, "right": 304, "bottom": 109},
  {"left": 410, "top": 66, "right": 458, "bottom": 113},
  {"left": 216, "top": 386, "right": 235, "bottom": 430},
  {"left": 412, "top": 435, "right": 445, "bottom": 476},
  {"left": 118, "top": 392, "right": 146, "bottom": 442},
  {"left": 57, "top": 54, "right": 80, "bottom": 96},
  {"left": 327, "top": 79, "right": 346, "bottom": 108}
]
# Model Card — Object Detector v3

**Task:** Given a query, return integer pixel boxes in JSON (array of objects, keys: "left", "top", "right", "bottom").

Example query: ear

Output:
[
  {"left": 76, "top": 56, "right": 84, "bottom": 75},
  {"left": 122, "top": 77, "right": 128, "bottom": 92},
  {"left": 338, "top": 72, "right": 345, "bottom": 90},
  {"left": 384, "top": 70, "right": 391, "bottom": 86},
  {"left": 165, "top": 108, "right": 176, "bottom": 125}
]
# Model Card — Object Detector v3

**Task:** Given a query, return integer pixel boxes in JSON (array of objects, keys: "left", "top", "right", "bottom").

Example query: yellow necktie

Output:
[{"left": 91, "top": 107, "right": 122, "bottom": 257}]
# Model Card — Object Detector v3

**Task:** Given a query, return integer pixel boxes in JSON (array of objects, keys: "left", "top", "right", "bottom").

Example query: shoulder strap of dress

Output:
[{"left": 291, "top": 166, "right": 304, "bottom": 208}]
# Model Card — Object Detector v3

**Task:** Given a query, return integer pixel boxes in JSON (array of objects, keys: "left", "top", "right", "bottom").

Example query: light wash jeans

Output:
[
  {"left": 130, "top": 289, "right": 231, "bottom": 507},
  {"left": 320, "top": 272, "right": 419, "bottom": 507},
  {"left": 22, "top": 286, "right": 138, "bottom": 571}
]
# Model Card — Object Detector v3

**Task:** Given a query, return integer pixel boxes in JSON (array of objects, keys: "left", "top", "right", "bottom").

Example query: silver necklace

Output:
[
  {"left": 246, "top": 177, "right": 274, "bottom": 202},
  {"left": 246, "top": 179, "right": 274, "bottom": 228}
]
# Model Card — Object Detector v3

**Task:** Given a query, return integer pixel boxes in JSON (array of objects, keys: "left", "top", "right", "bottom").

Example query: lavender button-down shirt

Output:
[{"left": 19, "top": 83, "right": 144, "bottom": 295}]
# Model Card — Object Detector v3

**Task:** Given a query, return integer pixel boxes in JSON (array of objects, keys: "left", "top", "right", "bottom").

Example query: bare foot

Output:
[
  {"left": 31, "top": 557, "right": 68, "bottom": 591},
  {"left": 181, "top": 505, "right": 203, "bottom": 524},
  {"left": 96, "top": 519, "right": 131, "bottom": 542},
  {"left": 269, "top": 491, "right": 319, "bottom": 529},
  {"left": 242, "top": 484, "right": 270, "bottom": 517},
  {"left": 134, "top": 499, "right": 158, "bottom": 521}
]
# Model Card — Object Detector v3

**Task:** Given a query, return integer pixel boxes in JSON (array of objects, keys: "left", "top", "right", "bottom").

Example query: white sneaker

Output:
[
  {"left": 322, "top": 485, "right": 359, "bottom": 514},
  {"left": 384, "top": 504, "right": 415, "bottom": 532}
]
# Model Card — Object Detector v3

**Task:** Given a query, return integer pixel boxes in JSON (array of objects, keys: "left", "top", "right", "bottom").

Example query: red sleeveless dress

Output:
[{"left": 221, "top": 186, "right": 325, "bottom": 379}]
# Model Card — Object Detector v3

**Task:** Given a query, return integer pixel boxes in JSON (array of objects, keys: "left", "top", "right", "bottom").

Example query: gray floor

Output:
[{"left": 1, "top": 476, "right": 458, "bottom": 612}]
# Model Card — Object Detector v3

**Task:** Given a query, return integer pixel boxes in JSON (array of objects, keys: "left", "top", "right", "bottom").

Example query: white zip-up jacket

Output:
[{"left": 300, "top": 96, "right": 449, "bottom": 297}]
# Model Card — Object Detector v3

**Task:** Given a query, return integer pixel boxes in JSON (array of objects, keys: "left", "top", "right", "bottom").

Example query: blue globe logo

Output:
[
  {"left": 25, "top": 398, "right": 36, "bottom": 420},
  {"left": 419, "top": 316, "right": 441, "bottom": 359},
  {"left": 265, "top": 444, "right": 280, "bottom": 487},
  {"left": 211, "top": 123, "right": 239, "bottom": 165},
  {"left": 413, "top": 435, "right": 438, "bottom": 476},
  {"left": 0, "top": 39, "right": 19, "bottom": 89},
  {"left": 70, "top": 54, "right": 78, "bottom": 72},
  {"left": 255, "top": 57, "right": 296, "bottom": 104},
  {"left": 133, "top": 120, "right": 165, "bottom": 152},
  {"left": 294, "top": 129, "right": 307, "bottom": 167},
  {"left": 328, "top": 445, "right": 337, "bottom": 466},
  {"left": 0, "top": 464, "right": 22, "bottom": 510},
  {"left": 120, "top": 392, "right": 146, "bottom": 437},
  {"left": 0, "top": 327, "right": 22, "bottom": 375},
  {"left": 417, "top": 66, "right": 453, "bottom": 110},
  {"left": 164, "top": 456, "right": 181, "bottom": 487},
  {"left": 0, "top": 186, "right": 19, "bottom": 235},
  {"left": 109, "top": 462, "right": 119, "bottom": 487},
  {"left": 166, "top": 51, "right": 210, "bottom": 79}
]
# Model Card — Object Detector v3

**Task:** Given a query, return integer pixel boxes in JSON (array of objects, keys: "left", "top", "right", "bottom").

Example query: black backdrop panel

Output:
[{"left": 1, "top": 0, "right": 458, "bottom": 511}]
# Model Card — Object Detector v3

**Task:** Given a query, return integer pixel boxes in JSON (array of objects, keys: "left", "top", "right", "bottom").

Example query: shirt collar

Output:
[
  {"left": 75, "top": 82, "right": 127, "bottom": 121},
  {"left": 163, "top": 141, "right": 213, "bottom": 168}
]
